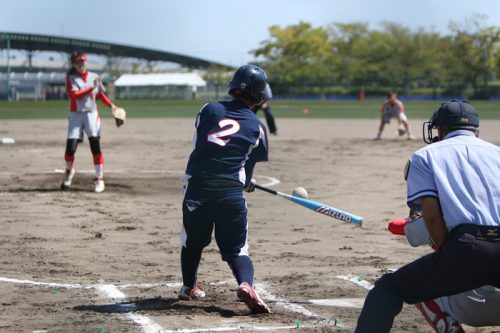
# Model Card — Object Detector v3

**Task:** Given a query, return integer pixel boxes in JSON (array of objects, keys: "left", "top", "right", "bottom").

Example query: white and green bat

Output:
[{"left": 254, "top": 184, "right": 363, "bottom": 225}]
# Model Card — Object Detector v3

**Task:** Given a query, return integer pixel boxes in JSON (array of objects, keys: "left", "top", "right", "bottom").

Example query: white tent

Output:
[
  {"left": 113, "top": 72, "right": 207, "bottom": 99},
  {"left": 114, "top": 73, "right": 206, "bottom": 87}
]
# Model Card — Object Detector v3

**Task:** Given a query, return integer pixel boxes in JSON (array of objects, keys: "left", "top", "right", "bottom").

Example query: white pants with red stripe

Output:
[{"left": 67, "top": 111, "right": 101, "bottom": 139}]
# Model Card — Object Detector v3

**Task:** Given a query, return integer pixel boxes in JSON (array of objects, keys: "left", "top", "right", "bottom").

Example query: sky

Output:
[{"left": 1, "top": 0, "right": 499, "bottom": 66}]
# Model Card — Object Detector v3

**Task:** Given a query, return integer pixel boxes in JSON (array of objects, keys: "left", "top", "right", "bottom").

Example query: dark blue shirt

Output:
[{"left": 185, "top": 99, "right": 268, "bottom": 185}]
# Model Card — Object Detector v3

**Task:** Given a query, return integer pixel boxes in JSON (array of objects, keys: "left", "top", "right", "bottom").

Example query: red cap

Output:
[{"left": 71, "top": 52, "right": 87, "bottom": 63}]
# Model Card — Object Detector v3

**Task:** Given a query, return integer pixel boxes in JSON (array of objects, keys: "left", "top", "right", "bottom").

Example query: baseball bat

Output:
[{"left": 254, "top": 184, "right": 363, "bottom": 225}]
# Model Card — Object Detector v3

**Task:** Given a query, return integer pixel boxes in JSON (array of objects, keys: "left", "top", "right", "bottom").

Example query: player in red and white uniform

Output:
[
  {"left": 61, "top": 52, "right": 114, "bottom": 193},
  {"left": 375, "top": 91, "right": 415, "bottom": 140}
]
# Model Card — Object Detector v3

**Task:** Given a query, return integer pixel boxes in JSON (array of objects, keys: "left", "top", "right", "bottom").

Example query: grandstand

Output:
[{"left": 0, "top": 32, "right": 232, "bottom": 100}]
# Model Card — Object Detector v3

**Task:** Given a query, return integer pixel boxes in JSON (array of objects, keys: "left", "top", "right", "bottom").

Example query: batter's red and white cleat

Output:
[
  {"left": 61, "top": 168, "right": 75, "bottom": 189},
  {"left": 237, "top": 282, "right": 271, "bottom": 314},
  {"left": 94, "top": 178, "right": 105, "bottom": 193},
  {"left": 178, "top": 282, "right": 205, "bottom": 300},
  {"left": 415, "top": 300, "right": 465, "bottom": 333}
]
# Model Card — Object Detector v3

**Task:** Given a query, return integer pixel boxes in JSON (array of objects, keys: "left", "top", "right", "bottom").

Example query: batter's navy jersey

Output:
[{"left": 185, "top": 99, "right": 268, "bottom": 185}]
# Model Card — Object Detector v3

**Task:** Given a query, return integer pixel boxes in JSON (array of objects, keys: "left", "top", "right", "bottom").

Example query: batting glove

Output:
[{"left": 244, "top": 178, "right": 256, "bottom": 193}]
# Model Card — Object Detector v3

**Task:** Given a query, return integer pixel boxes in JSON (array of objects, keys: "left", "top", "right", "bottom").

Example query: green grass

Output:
[{"left": 0, "top": 99, "right": 499, "bottom": 120}]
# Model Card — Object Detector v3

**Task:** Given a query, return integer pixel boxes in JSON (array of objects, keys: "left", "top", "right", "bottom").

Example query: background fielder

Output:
[
  {"left": 252, "top": 83, "right": 277, "bottom": 135},
  {"left": 375, "top": 91, "right": 414, "bottom": 140}
]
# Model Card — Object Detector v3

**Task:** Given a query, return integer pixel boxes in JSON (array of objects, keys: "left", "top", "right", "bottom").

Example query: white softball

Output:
[
  {"left": 398, "top": 124, "right": 407, "bottom": 136},
  {"left": 292, "top": 187, "right": 309, "bottom": 199}
]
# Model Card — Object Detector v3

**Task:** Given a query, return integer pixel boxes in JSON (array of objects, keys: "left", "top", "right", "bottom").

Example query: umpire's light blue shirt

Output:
[{"left": 407, "top": 130, "right": 500, "bottom": 230}]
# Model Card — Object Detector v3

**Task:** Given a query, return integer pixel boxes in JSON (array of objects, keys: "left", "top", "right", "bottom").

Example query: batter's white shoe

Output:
[
  {"left": 178, "top": 282, "right": 205, "bottom": 300},
  {"left": 94, "top": 178, "right": 105, "bottom": 193},
  {"left": 61, "top": 168, "right": 75, "bottom": 189},
  {"left": 237, "top": 282, "right": 271, "bottom": 314}
]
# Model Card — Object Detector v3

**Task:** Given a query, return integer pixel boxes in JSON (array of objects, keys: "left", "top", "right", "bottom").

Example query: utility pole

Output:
[{"left": 6, "top": 34, "right": 11, "bottom": 101}]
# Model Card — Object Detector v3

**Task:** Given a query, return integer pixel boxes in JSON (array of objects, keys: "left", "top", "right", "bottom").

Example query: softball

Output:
[
  {"left": 292, "top": 187, "right": 309, "bottom": 199},
  {"left": 398, "top": 124, "right": 407, "bottom": 136}
]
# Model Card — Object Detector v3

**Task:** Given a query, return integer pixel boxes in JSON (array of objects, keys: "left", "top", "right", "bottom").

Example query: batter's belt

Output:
[
  {"left": 189, "top": 177, "right": 243, "bottom": 189},
  {"left": 452, "top": 223, "right": 500, "bottom": 241}
]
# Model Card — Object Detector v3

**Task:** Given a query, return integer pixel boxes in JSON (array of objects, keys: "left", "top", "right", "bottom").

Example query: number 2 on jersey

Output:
[{"left": 207, "top": 119, "right": 240, "bottom": 146}]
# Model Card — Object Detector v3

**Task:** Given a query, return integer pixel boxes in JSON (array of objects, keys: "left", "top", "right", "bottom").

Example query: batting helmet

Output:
[
  {"left": 228, "top": 64, "right": 268, "bottom": 105},
  {"left": 423, "top": 100, "right": 479, "bottom": 144}
]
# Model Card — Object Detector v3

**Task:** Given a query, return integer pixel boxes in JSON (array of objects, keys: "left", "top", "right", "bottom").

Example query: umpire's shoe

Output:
[
  {"left": 415, "top": 300, "right": 465, "bottom": 333},
  {"left": 237, "top": 282, "right": 271, "bottom": 314},
  {"left": 178, "top": 282, "right": 205, "bottom": 300}
]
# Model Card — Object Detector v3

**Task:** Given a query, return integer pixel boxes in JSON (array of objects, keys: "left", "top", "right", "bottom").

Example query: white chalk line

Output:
[
  {"left": 96, "top": 284, "right": 165, "bottom": 333},
  {"left": 307, "top": 298, "right": 364, "bottom": 308},
  {"left": 0, "top": 276, "right": 339, "bottom": 332},
  {"left": 2, "top": 168, "right": 281, "bottom": 189},
  {"left": 336, "top": 274, "right": 374, "bottom": 290},
  {"left": 256, "top": 284, "right": 319, "bottom": 319},
  {"left": 254, "top": 175, "right": 280, "bottom": 187},
  {"left": 48, "top": 170, "right": 281, "bottom": 188},
  {"left": 51, "top": 169, "right": 185, "bottom": 175},
  {"left": 256, "top": 284, "right": 345, "bottom": 329},
  {"left": 159, "top": 323, "right": 330, "bottom": 333}
]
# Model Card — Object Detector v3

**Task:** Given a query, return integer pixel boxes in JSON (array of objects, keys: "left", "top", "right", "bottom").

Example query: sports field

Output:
[
  {"left": 1, "top": 99, "right": 499, "bottom": 119},
  {"left": 0, "top": 101, "right": 499, "bottom": 332}
]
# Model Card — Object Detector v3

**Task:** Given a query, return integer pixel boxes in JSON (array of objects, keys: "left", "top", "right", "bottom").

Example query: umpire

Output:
[{"left": 355, "top": 100, "right": 500, "bottom": 332}]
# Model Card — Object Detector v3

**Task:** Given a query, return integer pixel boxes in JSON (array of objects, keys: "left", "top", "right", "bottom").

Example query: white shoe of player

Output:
[
  {"left": 94, "top": 178, "right": 105, "bottom": 193},
  {"left": 61, "top": 168, "right": 75, "bottom": 189},
  {"left": 178, "top": 282, "right": 205, "bottom": 300}
]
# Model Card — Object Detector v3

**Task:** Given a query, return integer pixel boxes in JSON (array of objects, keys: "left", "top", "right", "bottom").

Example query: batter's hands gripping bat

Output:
[{"left": 254, "top": 184, "right": 363, "bottom": 225}]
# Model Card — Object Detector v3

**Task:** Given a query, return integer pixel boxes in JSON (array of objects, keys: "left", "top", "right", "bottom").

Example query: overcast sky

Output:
[{"left": 1, "top": 0, "right": 499, "bottom": 66}]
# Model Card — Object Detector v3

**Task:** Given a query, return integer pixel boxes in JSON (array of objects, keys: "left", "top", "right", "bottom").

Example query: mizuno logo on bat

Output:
[{"left": 315, "top": 206, "right": 352, "bottom": 222}]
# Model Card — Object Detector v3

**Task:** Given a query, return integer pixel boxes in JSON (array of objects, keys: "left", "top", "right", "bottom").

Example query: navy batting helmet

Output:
[
  {"left": 228, "top": 65, "right": 268, "bottom": 105},
  {"left": 423, "top": 100, "right": 479, "bottom": 144}
]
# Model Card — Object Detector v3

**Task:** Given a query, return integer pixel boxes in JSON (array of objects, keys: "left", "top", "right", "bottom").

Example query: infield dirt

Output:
[{"left": 1, "top": 118, "right": 499, "bottom": 332}]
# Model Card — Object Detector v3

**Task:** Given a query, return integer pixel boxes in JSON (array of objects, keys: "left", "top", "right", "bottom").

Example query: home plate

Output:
[{"left": 307, "top": 298, "right": 364, "bottom": 308}]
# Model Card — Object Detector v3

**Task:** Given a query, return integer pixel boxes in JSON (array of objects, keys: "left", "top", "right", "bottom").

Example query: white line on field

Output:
[
  {"left": 255, "top": 284, "right": 321, "bottom": 319},
  {"left": 336, "top": 274, "right": 374, "bottom": 290},
  {"left": 159, "top": 323, "right": 328, "bottom": 333},
  {"left": 0, "top": 277, "right": 87, "bottom": 289},
  {"left": 50, "top": 169, "right": 281, "bottom": 188},
  {"left": 0, "top": 277, "right": 167, "bottom": 332},
  {"left": 254, "top": 175, "right": 280, "bottom": 187},
  {"left": 119, "top": 282, "right": 182, "bottom": 289},
  {"left": 96, "top": 284, "right": 165, "bottom": 333},
  {"left": 307, "top": 298, "right": 364, "bottom": 308},
  {"left": 0, "top": 277, "right": 338, "bottom": 332}
]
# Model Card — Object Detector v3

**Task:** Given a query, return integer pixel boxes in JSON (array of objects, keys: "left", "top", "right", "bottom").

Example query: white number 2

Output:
[{"left": 207, "top": 119, "right": 240, "bottom": 146}]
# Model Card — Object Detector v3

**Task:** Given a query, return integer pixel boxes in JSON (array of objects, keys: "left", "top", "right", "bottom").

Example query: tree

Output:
[
  {"left": 449, "top": 14, "right": 500, "bottom": 97},
  {"left": 252, "top": 22, "right": 337, "bottom": 97}
]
